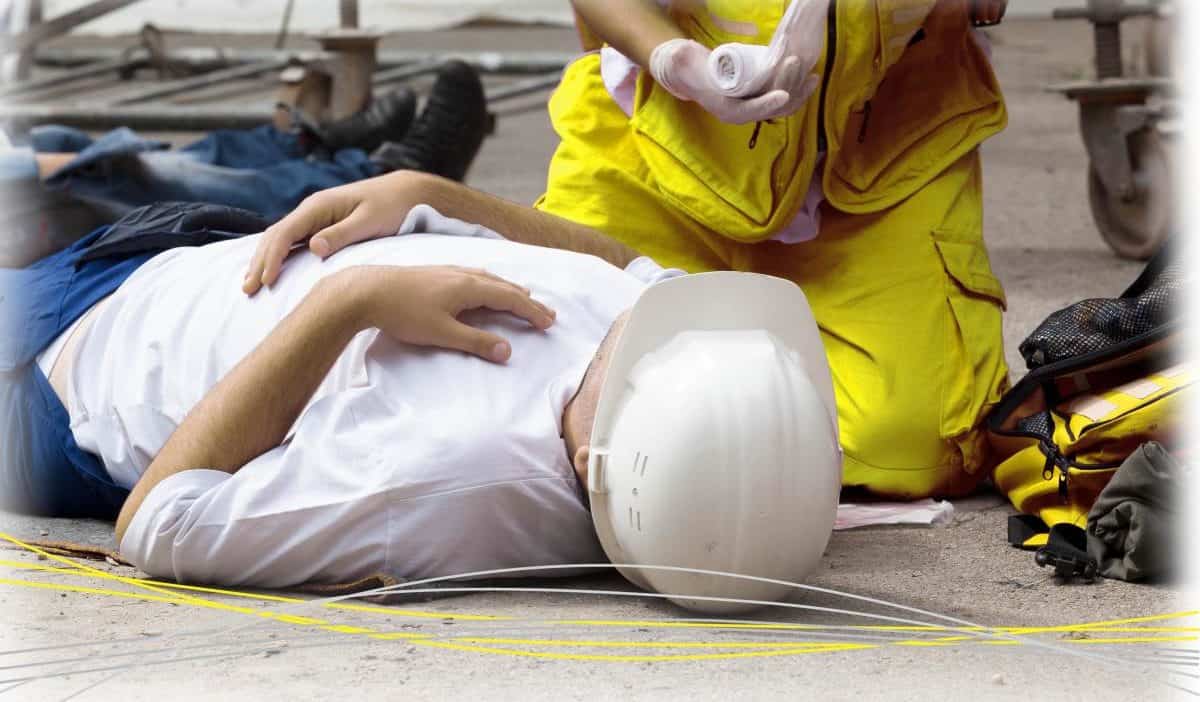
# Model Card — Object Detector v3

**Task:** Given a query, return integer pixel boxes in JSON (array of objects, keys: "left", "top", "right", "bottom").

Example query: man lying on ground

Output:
[
  {"left": 0, "top": 198, "right": 839, "bottom": 598},
  {"left": 0, "top": 60, "right": 489, "bottom": 267}
]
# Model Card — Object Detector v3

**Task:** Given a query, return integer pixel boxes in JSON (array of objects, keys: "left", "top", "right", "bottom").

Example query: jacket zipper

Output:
[
  {"left": 816, "top": 0, "right": 837, "bottom": 153},
  {"left": 1054, "top": 454, "right": 1124, "bottom": 502}
]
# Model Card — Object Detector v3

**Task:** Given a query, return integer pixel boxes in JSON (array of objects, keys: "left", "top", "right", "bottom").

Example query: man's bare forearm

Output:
[
  {"left": 115, "top": 271, "right": 368, "bottom": 542},
  {"left": 409, "top": 172, "right": 642, "bottom": 269}
]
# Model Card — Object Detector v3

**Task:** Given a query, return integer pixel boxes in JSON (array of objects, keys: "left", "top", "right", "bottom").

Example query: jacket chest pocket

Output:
[{"left": 828, "top": 2, "right": 1006, "bottom": 211}]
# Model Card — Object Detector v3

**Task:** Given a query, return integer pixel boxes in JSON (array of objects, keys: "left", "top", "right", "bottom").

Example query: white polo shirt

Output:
[{"left": 63, "top": 208, "right": 678, "bottom": 588}]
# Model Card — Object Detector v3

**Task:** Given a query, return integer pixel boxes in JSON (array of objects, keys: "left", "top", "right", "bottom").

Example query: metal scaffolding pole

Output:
[
  {"left": 340, "top": 0, "right": 359, "bottom": 29},
  {"left": 0, "top": 103, "right": 275, "bottom": 130},
  {"left": 107, "top": 59, "right": 288, "bottom": 106},
  {"left": 484, "top": 71, "right": 563, "bottom": 102},
  {"left": 0, "top": 70, "right": 565, "bottom": 130},
  {"left": 0, "top": 55, "right": 145, "bottom": 99},
  {"left": 33, "top": 48, "right": 576, "bottom": 74},
  {"left": 371, "top": 59, "right": 443, "bottom": 87},
  {"left": 0, "top": 0, "right": 143, "bottom": 55}
]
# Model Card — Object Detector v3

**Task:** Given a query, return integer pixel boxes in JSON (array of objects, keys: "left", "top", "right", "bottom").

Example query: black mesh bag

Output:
[
  {"left": 1019, "top": 244, "right": 1183, "bottom": 370},
  {"left": 989, "top": 242, "right": 1183, "bottom": 449}
]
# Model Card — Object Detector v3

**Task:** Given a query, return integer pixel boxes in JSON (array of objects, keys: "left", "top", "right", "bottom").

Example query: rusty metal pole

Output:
[
  {"left": 33, "top": 47, "right": 576, "bottom": 73},
  {"left": 340, "top": 0, "right": 359, "bottom": 29},
  {"left": 1053, "top": 0, "right": 1160, "bottom": 80},
  {"left": 1090, "top": 0, "right": 1125, "bottom": 79},
  {"left": 0, "top": 0, "right": 142, "bottom": 55},
  {"left": 108, "top": 59, "right": 287, "bottom": 105},
  {"left": 315, "top": 32, "right": 379, "bottom": 120},
  {"left": 12, "top": 0, "right": 43, "bottom": 81}
]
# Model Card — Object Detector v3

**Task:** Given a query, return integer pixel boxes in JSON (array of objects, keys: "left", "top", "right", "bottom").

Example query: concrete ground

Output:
[{"left": 0, "top": 18, "right": 1192, "bottom": 702}]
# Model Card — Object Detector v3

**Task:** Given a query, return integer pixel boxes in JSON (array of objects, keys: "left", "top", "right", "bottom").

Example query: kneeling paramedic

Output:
[
  {"left": 0, "top": 203, "right": 841, "bottom": 611},
  {"left": 540, "top": 0, "right": 1012, "bottom": 498}
]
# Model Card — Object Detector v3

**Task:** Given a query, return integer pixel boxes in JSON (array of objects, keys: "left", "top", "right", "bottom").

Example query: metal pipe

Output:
[
  {"left": 0, "top": 71, "right": 566, "bottom": 132},
  {"left": 1094, "top": 22, "right": 1124, "bottom": 79},
  {"left": 108, "top": 59, "right": 287, "bottom": 106},
  {"left": 6, "top": 0, "right": 43, "bottom": 81},
  {"left": 370, "top": 59, "right": 442, "bottom": 87},
  {"left": 0, "top": 103, "right": 275, "bottom": 131},
  {"left": 33, "top": 48, "right": 575, "bottom": 74},
  {"left": 0, "top": 55, "right": 144, "bottom": 99},
  {"left": 1052, "top": 2, "right": 1158, "bottom": 22},
  {"left": 34, "top": 46, "right": 279, "bottom": 69},
  {"left": 274, "top": 0, "right": 296, "bottom": 50},
  {"left": 340, "top": 0, "right": 359, "bottom": 29},
  {"left": 485, "top": 71, "right": 563, "bottom": 102},
  {"left": 0, "top": 0, "right": 143, "bottom": 55}
]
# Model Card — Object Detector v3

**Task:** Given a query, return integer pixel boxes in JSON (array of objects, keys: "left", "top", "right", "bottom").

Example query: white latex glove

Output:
[{"left": 649, "top": 38, "right": 815, "bottom": 125}]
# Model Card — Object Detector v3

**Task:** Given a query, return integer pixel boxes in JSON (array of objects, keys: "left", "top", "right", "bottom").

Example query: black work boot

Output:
[
  {"left": 369, "top": 60, "right": 492, "bottom": 182},
  {"left": 291, "top": 87, "right": 418, "bottom": 154}
]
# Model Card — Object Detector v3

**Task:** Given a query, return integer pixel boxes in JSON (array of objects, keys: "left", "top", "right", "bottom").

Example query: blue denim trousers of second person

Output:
[{"left": 34, "top": 124, "right": 381, "bottom": 222}]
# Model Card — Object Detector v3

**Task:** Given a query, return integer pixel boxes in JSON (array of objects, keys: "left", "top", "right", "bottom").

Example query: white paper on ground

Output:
[
  {"left": 707, "top": 0, "right": 830, "bottom": 98},
  {"left": 834, "top": 499, "right": 955, "bottom": 530}
]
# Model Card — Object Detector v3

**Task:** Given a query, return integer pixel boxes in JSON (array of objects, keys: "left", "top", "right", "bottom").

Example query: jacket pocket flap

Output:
[{"left": 933, "top": 236, "right": 1007, "bottom": 310}]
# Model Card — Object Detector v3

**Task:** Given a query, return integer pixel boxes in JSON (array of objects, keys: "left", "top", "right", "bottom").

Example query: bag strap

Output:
[
  {"left": 1007, "top": 514, "right": 1048, "bottom": 548},
  {"left": 1121, "top": 236, "right": 1174, "bottom": 298}
]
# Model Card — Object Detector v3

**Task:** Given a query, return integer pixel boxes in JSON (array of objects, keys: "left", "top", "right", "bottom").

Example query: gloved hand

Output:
[{"left": 648, "top": 38, "right": 817, "bottom": 125}]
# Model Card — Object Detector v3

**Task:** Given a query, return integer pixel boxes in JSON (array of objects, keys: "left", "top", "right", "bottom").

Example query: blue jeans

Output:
[
  {"left": 1, "top": 125, "right": 379, "bottom": 268},
  {"left": 36, "top": 125, "right": 380, "bottom": 222}
]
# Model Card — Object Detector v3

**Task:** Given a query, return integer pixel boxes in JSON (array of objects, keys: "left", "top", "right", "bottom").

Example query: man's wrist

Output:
[{"left": 314, "top": 267, "right": 380, "bottom": 336}]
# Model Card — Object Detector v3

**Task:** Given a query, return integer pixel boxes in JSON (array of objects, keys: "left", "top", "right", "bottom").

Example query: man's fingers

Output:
[
  {"left": 252, "top": 197, "right": 340, "bottom": 290},
  {"left": 243, "top": 246, "right": 267, "bottom": 295},
  {"left": 460, "top": 279, "right": 557, "bottom": 330},
  {"left": 309, "top": 208, "right": 374, "bottom": 259},
  {"left": 441, "top": 277, "right": 558, "bottom": 363},
  {"left": 462, "top": 267, "right": 532, "bottom": 296},
  {"left": 440, "top": 320, "right": 513, "bottom": 364},
  {"left": 258, "top": 233, "right": 298, "bottom": 290},
  {"left": 243, "top": 227, "right": 287, "bottom": 295}
]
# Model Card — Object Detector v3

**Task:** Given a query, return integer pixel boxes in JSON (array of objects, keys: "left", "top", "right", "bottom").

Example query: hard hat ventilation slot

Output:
[{"left": 632, "top": 452, "right": 648, "bottom": 476}]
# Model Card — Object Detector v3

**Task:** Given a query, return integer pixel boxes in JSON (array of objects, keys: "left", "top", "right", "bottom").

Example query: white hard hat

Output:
[{"left": 587, "top": 272, "right": 842, "bottom": 613}]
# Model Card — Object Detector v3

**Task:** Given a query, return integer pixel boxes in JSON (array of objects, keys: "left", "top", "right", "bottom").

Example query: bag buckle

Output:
[
  {"left": 1034, "top": 524, "right": 1099, "bottom": 581},
  {"left": 1035, "top": 548, "right": 1098, "bottom": 580}
]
